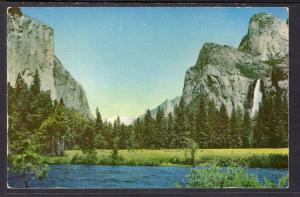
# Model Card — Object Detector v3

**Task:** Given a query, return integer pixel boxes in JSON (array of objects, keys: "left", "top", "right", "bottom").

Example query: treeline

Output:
[
  {"left": 8, "top": 71, "right": 288, "bottom": 160},
  {"left": 128, "top": 91, "right": 288, "bottom": 149},
  {"left": 8, "top": 71, "right": 94, "bottom": 157}
]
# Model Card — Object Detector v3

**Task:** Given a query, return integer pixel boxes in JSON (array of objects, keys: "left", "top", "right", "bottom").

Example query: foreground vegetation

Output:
[
  {"left": 44, "top": 148, "right": 288, "bottom": 168},
  {"left": 181, "top": 164, "right": 288, "bottom": 188}
]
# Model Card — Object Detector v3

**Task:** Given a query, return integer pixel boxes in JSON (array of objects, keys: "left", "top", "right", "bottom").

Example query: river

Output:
[{"left": 8, "top": 165, "right": 288, "bottom": 188}]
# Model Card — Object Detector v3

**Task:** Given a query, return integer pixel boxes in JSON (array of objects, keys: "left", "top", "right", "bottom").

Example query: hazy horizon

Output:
[{"left": 21, "top": 7, "right": 288, "bottom": 119}]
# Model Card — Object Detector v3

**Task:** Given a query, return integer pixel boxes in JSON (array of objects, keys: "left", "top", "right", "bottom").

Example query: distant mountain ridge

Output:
[
  {"left": 105, "top": 116, "right": 136, "bottom": 126},
  {"left": 139, "top": 96, "right": 180, "bottom": 119}
]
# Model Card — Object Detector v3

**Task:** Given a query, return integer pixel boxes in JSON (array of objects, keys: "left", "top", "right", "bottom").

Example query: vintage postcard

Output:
[{"left": 7, "top": 6, "right": 288, "bottom": 189}]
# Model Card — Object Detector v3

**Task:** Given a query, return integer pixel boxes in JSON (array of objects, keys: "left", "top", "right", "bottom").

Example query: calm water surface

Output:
[{"left": 8, "top": 165, "right": 288, "bottom": 188}]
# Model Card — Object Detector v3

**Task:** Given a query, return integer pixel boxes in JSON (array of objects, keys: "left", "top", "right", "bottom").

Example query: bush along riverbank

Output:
[
  {"left": 43, "top": 149, "right": 288, "bottom": 169},
  {"left": 179, "top": 163, "right": 289, "bottom": 188}
]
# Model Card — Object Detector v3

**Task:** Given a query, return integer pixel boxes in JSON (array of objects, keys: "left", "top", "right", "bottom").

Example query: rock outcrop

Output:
[
  {"left": 182, "top": 42, "right": 271, "bottom": 114},
  {"left": 238, "top": 13, "right": 288, "bottom": 61},
  {"left": 181, "top": 12, "right": 288, "bottom": 115},
  {"left": 7, "top": 8, "right": 93, "bottom": 117},
  {"left": 53, "top": 56, "right": 92, "bottom": 117},
  {"left": 140, "top": 13, "right": 288, "bottom": 118},
  {"left": 261, "top": 57, "right": 289, "bottom": 100}
]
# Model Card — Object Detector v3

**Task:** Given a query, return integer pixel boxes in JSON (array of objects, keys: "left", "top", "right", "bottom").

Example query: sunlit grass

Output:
[{"left": 44, "top": 148, "right": 288, "bottom": 168}]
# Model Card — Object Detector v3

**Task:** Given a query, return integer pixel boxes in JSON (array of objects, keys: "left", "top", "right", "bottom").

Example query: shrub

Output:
[
  {"left": 246, "top": 154, "right": 288, "bottom": 168},
  {"left": 70, "top": 152, "right": 97, "bottom": 164},
  {"left": 71, "top": 153, "right": 83, "bottom": 164},
  {"left": 279, "top": 175, "right": 289, "bottom": 188},
  {"left": 184, "top": 138, "right": 199, "bottom": 165},
  {"left": 198, "top": 153, "right": 288, "bottom": 169},
  {"left": 84, "top": 151, "right": 98, "bottom": 164},
  {"left": 183, "top": 164, "right": 287, "bottom": 188}
]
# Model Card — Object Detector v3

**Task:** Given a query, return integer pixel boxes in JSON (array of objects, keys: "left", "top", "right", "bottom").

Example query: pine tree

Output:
[
  {"left": 27, "top": 90, "right": 53, "bottom": 131},
  {"left": 253, "top": 95, "right": 272, "bottom": 148},
  {"left": 112, "top": 116, "right": 121, "bottom": 142},
  {"left": 154, "top": 107, "right": 166, "bottom": 148},
  {"left": 206, "top": 100, "right": 218, "bottom": 148},
  {"left": 10, "top": 74, "right": 31, "bottom": 153},
  {"left": 166, "top": 112, "right": 175, "bottom": 148},
  {"left": 173, "top": 98, "right": 189, "bottom": 148},
  {"left": 94, "top": 107, "right": 105, "bottom": 149},
  {"left": 59, "top": 97, "right": 65, "bottom": 107},
  {"left": 39, "top": 101, "right": 67, "bottom": 156},
  {"left": 133, "top": 118, "right": 144, "bottom": 148},
  {"left": 270, "top": 93, "right": 288, "bottom": 147},
  {"left": 15, "top": 73, "right": 27, "bottom": 95},
  {"left": 119, "top": 123, "right": 127, "bottom": 149},
  {"left": 216, "top": 103, "right": 230, "bottom": 148},
  {"left": 281, "top": 97, "right": 288, "bottom": 147},
  {"left": 143, "top": 109, "right": 155, "bottom": 148},
  {"left": 80, "top": 119, "right": 96, "bottom": 155},
  {"left": 103, "top": 121, "right": 114, "bottom": 149},
  {"left": 53, "top": 99, "right": 58, "bottom": 108},
  {"left": 30, "top": 69, "right": 41, "bottom": 95},
  {"left": 241, "top": 110, "right": 252, "bottom": 147},
  {"left": 195, "top": 96, "right": 209, "bottom": 148},
  {"left": 126, "top": 125, "right": 136, "bottom": 150},
  {"left": 229, "top": 106, "right": 243, "bottom": 148},
  {"left": 95, "top": 107, "right": 104, "bottom": 131},
  {"left": 252, "top": 103, "right": 264, "bottom": 147}
]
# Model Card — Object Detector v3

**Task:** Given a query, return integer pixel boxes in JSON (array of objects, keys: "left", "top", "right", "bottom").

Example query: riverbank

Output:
[{"left": 44, "top": 148, "right": 288, "bottom": 168}]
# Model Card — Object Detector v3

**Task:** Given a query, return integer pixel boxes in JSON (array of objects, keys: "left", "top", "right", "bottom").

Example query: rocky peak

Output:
[
  {"left": 197, "top": 43, "right": 248, "bottom": 69},
  {"left": 238, "top": 12, "right": 288, "bottom": 61}
]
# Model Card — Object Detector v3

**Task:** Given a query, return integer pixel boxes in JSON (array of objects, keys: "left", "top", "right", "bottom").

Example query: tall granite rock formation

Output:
[
  {"left": 239, "top": 13, "right": 288, "bottom": 61},
  {"left": 181, "top": 12, "right": 288, "bottom": 115},
  {"left": 181, "top": 43, "right": 271, "bottom": 114},
  {"left": 137, "top": 12, "right": 288, "bottom": 119},
  {"left": 7, "top": 8, "right": 93, "bottom": 117}
]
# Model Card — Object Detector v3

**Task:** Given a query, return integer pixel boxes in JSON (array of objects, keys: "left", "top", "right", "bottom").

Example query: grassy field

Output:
[{"left": 44, "top": 148, "right": 288, "bottom": 168}]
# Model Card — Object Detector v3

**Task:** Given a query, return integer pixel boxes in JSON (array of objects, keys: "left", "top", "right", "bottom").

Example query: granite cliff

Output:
[
  {"left": 181, "top": 12, "right": 288, "bottom": 115},
  {"left": 7, "top": 8, "right": 93, "bottom": 117}
]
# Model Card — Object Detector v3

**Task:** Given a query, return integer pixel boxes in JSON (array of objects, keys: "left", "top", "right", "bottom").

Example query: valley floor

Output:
[{"left": 44, "top": 148, "right": 288, "bottom": 169}]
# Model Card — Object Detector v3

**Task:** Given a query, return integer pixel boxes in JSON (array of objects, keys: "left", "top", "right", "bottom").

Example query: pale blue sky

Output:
[{"left": 21, "top": 7, "right": 288, "bottom": 118}]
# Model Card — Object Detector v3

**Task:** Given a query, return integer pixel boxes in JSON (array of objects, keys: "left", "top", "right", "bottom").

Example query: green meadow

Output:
[{"left": 44, "top": 148, "right": 288, "bottom": 168}]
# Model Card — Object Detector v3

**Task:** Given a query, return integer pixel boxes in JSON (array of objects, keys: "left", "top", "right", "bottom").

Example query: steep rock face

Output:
[
  {"left": 182, "top": 43, "right": 270, "bottom": 114},
  {"left": 7, "top": 10, "right": 57, "bottom": 99},
  {"left": 53, "top": 56, "right": 93, "bottom": 117},
  {"left": 7, "top": 9, "right": 93, "bottom": 117},
  {"left": 239, "top": 13, "right": 288, "bottom": 61},
  {"left": 181, "top": 13, "right": 288, "bottom": 115},
  {"left": 261, "top": 57, "right": 289, "bottom": 100}
]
